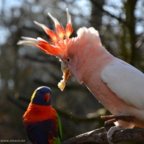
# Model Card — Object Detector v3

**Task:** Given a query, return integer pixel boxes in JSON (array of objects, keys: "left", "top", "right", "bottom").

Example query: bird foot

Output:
[
  {"left": 101, "top": 114, "right": 134, "bottom": 125},
  {"left": 107, "top": 126, "right": 123, "bottom": 144}
]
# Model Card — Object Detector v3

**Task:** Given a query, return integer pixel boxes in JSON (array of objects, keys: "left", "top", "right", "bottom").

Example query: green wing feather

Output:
[
  {"left": 56, "top": 112, "right": 62, "bottom": 140},
  {"left": 52, "top": 112, "right": 62, "bottom": 144}
]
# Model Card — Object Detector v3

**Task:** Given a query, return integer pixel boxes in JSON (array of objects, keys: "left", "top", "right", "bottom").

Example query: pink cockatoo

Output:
[{"left": 17, "top": 9, "right": 144, "bottom": 143}]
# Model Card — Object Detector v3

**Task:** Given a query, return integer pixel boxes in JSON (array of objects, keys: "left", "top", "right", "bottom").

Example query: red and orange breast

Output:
[{"left": 23, "top": 103, "right": 56, "bottom": 122}]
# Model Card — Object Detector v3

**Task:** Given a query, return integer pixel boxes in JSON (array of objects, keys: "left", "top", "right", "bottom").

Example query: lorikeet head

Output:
[
  {"left": 17, "top": 9, "right": 101, "bottom": 91},
  {"left": 31, "top": 86, "right": 52, "bottom": 106}
]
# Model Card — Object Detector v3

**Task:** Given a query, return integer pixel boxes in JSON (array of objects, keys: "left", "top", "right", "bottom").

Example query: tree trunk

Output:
[
  {"left": 124, "top": 0, "right": 138, "bottom": 66},
  {"left": 90, "top": 0, "right": 105, "bottom": 30}
]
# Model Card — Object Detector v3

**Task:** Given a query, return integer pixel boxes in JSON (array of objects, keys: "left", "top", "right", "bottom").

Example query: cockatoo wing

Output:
[{"left": 101, "top": 58, "right": 144, "bottom": 110}]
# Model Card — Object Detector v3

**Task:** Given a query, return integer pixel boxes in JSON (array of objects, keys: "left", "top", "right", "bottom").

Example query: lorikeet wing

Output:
[
  {"left": 25, "top": 119, "right": 60, "bottom": 144},
  {"left": 56, "top": 112, "right": 62, "bottom": 141}
]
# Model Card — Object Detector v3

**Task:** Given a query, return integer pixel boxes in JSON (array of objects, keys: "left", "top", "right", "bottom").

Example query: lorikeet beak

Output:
[
  {"left": 58, "top": 61, "right": 70, "bottom": 91},
  {"left": 44, "top": 93, "right": 50, "bottom": 102}
]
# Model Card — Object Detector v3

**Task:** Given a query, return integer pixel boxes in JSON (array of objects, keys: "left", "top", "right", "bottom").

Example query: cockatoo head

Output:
[{"left": 17, "top": 9, "right": 101, "bottom": 91}]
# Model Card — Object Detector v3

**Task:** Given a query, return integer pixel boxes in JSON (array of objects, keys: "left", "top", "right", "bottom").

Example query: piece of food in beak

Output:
[{"left": 58, "top": 62, "right": 70, "bottom": 91}]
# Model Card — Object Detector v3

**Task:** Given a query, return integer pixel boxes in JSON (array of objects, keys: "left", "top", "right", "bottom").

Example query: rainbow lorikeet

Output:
[{"left": 23, "top": 86, "right": 62, "bottom": 144}]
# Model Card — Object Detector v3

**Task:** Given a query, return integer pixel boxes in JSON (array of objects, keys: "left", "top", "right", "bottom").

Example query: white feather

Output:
[
  {"left": 66, "top": 8, "right": 72, "bottom": 24},
  {"left": 37, "top": 37, "right": 47, "bottom": 42},
  {"left": 101, "top": 59, "right": 144, "bottom": 110},
  {"left": 76, "top": 27, "right": 101, "bottom": 45},
  {"left": 88, "top": 27, "right": 99, "bottom": 36},
  {"left": 17, "top": 37, "right": 40, "bottom": 46},
  {"left": 34, "top": 21, "right": 48, "bottom": 31},
  {"left": 48, "top": 13, "right": 60, "bottom": 26}
]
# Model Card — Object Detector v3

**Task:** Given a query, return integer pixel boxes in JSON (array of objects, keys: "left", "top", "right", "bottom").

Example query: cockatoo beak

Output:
[{"left": 58, "top": 61, "right": 70, "bottom": 91}]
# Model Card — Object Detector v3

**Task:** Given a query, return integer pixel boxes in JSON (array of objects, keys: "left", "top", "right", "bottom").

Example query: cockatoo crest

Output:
[{"left": 17, "top": 8, "right": 73, "bottom": 58}]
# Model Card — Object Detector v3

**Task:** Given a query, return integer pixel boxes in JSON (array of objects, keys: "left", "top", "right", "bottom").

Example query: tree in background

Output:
[{"left": 0, "top": 0, "right": 144, "bottom": 143}]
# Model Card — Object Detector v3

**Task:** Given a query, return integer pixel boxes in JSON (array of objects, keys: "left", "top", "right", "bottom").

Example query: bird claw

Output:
[
  {"left": 101, "top": 114, "right": 134, "bottom": 143},
  {"left": 101, "top": 114, "right": 134, "bottom": 125},
  {"left": 107, "top": 126, "right": 123, "bottom": 144}
]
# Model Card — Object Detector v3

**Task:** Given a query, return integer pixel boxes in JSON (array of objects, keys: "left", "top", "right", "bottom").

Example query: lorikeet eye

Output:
[{"left": 39, "top": 90, "right": 45, "bottom": 94}]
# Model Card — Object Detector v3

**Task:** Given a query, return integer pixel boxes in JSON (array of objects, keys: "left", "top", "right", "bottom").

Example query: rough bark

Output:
[{"left": 62, "top": 127, "right": 144, "bottom": 144}]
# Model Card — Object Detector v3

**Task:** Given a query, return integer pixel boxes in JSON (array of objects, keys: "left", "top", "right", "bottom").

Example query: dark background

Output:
[{"left": 0, "top": 0, "right": 144, "bottom": 143}]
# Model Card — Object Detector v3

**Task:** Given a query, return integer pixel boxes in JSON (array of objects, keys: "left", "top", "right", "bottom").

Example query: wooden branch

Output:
[
  {"left": 7, "top": 95, "right": 28, "bottom": 110},
  {"left": 62, "top": 127, "right": 144, "bottom": 144}
]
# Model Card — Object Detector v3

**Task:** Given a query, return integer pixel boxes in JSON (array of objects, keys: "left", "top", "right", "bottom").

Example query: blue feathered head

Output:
[{"left": 31, "top": 86, "right": 52, "bottom": 106}]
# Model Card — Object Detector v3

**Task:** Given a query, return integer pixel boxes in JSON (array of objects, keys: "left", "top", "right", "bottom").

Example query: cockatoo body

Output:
[{"left": 18, "top": 9, "right": 144, "bottom": 143}]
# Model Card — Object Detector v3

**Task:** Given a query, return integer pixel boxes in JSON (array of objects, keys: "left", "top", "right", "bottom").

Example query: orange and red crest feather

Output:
[{"left": 17, "top": 8, "right": 73, "bottom": 58}]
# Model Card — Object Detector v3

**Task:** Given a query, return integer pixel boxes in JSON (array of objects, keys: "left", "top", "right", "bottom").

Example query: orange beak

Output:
[{"left": 44, "top": 93, "right": 50, "bottom": 102}]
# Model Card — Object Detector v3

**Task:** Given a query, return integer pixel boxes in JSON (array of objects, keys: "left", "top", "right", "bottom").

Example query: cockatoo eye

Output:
[{"left": 66, "top": 58, "right": 70, "bottom": 62}]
